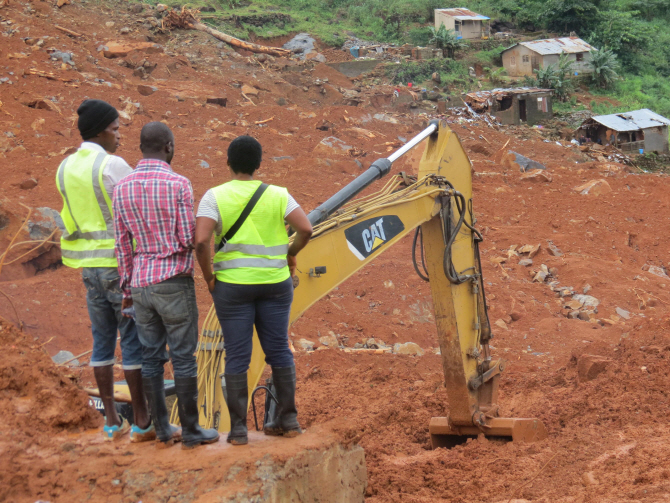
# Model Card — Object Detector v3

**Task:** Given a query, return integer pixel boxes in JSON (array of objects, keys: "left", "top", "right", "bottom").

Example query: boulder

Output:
[
  {"left": 520, "top": 169, "right": 552, "bottom": 183},
  {"left": 295, "top": 338, "right": 314, "bottom": 351},
  {"left": 313, "top": 136, "right": 352, "bottom": 156},
  {"left": 393, "top": 342, "right": 424, "bottom": 356},
  {"left": 318, "top": 334, "right": 339, "bottom": 347},
  {"left": 137, "top": 84, "right": 158, "bottom": 96},
  {"left": 574, "top": 179, "right": 611, "bottom": 196},
  {"left": 577, "top": 354, "right": 612, "bottom": 382},
  {"left": 502, "top": 151, "right": 546, "bottom": 172}
]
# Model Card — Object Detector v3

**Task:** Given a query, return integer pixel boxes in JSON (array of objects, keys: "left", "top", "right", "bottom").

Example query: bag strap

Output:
[{"left": 216, "top": 183, "right": 268, "bottom": 252}]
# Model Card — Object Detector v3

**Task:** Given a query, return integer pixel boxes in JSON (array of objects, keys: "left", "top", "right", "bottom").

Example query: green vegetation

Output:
[
  {"left": 428, "top": 25, "right": 464, "bottom": 59},
  {"left": 385, "top": 59, "right": 467, "bottom": 86}
]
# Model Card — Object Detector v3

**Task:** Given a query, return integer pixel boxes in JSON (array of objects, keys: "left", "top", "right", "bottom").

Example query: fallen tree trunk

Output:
[{"left": 163, "top": 8, "right": 291, "bottom": 58}]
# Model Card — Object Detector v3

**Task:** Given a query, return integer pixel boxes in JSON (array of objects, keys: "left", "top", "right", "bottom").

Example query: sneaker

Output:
[
  {"left": 130, "top": 422, "right": 157, "bottom": 443},
  {"left": 104, "top": 418, "right": 130, "bottom": 441}
]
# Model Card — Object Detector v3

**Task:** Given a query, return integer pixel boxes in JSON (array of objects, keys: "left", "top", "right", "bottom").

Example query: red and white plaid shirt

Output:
[{"left": 113, "top": 159, "right": 195, "bottom": 299}]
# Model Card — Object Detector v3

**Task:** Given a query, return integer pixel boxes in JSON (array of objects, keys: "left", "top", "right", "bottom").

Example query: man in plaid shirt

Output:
[{"left": 113, "top": 122, "right": 219, "bottom": 449}]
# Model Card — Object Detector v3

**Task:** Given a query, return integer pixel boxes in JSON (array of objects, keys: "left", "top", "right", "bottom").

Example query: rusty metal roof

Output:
[
  {"left": 504, "top": 37, "right": 595, "bottom": 55},
  {"left": 435, "top": 8, "right": 490, "bottom": 20},
  {"left": 584, "top": 109, "right": 670, "bottom": 132},
  {"left": 465, "top": 87, "right": 552, "bottom": 102}
]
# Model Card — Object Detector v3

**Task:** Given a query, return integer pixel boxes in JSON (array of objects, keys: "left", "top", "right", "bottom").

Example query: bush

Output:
[
  {"left": 385, "top": 59, "right": 466, "bottom": 85},
  {"left": 408, "top": 27, "right": 433, "bottom": 46}
]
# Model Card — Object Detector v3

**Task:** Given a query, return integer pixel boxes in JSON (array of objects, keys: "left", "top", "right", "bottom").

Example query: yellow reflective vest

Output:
[
  {"left": 212, "top": 180, "right": 290, "bottom": 284},
  {"left": 55, "top": 149, "right": 117, "bottom": 268}
]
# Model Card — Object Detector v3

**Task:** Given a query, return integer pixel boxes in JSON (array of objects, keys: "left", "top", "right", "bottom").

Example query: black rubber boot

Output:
[
  {"left": 174, "top": 376, "right": 220, "bottom": 449},
  {"left": 263, "top": 366, "right": 302, "bottom": 437},
  {"left": 143, "top": 375, "right": 179, "bottom": 445},
  {"left": 224, "top": 373, "right": 249, "bottom": 445}
]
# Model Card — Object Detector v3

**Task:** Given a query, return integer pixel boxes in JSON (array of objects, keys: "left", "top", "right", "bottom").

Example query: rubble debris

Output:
[
  {"left": 574, "top": 179, "right": 612, "bottom": 196},
  {"left": 615, "top": 307, "right": 631, "bottom": 320},
  {"left": 547, "top": 243, "right": 563, "bottom": 256},
  {"left": 502, "top": 151, "right": 546, "bottom": 172},
  {"left": 295, "top": 338, "right": 314, "bottom": 351},
  {"left": 100, "top": 41, "right": 163, "bottom": 59},
  {"left": 206, "top": 97, "right": 227, "bottom": 107},
  {"left": 313, "top": 136, "right": 352, "bottom": 155},
  {"left": 318, "top": 333, "right": 339, "bottom": 347},
  {"left": 51, "top": 350, "right": 79, "bottom": 367},
  {"left": 642, "top": 264, "right": 669, "bottom": 279}
]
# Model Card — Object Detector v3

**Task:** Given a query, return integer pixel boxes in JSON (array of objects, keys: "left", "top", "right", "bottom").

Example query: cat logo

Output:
[{"left": 344, "top": 215, "right": 405, "bottom": 260}]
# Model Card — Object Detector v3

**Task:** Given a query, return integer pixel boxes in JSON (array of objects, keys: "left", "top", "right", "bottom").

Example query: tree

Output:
[
  {"left": 589, "top": 47, "right": 619, "bottom": 88},
  {"left": 541, "top": 0, "right": 600, "bottom": 34},
  {"left": 429, "top": 24, "right": 465, "bottom": 59},
  {"left": 589, "top": 10, "right": 652, "bottom": 71},
  {"left": 531, "top": 53, "right": 575, "bottom": 101}
]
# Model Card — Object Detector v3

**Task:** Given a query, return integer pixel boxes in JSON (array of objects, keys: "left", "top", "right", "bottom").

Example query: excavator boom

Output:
[{"left": 193, "top": 121, "right": 547, "bottom": 445}]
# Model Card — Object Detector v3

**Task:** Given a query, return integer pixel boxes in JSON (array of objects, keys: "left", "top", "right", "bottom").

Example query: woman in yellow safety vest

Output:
[{"left": 195, "top": 135, "right": 312, "bottom": 445}]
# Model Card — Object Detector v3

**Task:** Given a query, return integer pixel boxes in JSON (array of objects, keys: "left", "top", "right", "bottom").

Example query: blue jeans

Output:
[
  {"left": 211, "top": 277, "right": 294, "bottom": 374},
  {"left": 131, "top": 276, "right": 199, "bottom": 378},
  {"left": 82, "top": 267, "right": 142, "bottom": 370}
]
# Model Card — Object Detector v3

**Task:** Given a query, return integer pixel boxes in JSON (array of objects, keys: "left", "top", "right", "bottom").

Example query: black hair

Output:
[
  {"left": 227, "top": 135, "right": 262, "bottom": 175},
  {"left": 140, "top": 122, "right": 174, "bottom": 153}
]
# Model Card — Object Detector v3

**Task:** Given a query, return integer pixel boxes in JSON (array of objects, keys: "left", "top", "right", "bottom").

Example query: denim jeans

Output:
[
  {"left": 82, "top": 267, "right": 142, "bottom": 370},
  {"left": 131, "top": 275, "right": 198, "bottom": 378},
  {"left": 211, "top": 277, "right": 294, "bottom": 374}
]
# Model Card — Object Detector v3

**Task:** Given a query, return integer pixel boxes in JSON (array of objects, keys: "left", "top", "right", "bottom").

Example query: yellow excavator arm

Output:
[{"left": 193, "top": 121, "right": 547, "bottom": 444}]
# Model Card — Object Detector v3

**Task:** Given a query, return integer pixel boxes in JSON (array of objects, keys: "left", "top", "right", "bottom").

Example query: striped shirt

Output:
[{"left": 113, "top": 159, "right": 195, "bottom": 299}]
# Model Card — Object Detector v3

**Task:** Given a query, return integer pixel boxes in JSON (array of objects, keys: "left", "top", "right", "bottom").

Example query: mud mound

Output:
[
  {"left": 0, "top": 321, "right": 99, "bottom": 432},
  {"left": 293, "top": 320, "right": 670, "bottom": 502}
]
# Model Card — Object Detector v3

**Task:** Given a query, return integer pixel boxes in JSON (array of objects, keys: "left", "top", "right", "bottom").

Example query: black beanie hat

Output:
[{"left": 77, "top": 99, "right": 119, "bottom": 140}]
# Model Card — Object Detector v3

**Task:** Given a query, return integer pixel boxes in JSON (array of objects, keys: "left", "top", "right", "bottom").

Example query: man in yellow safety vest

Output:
[{"left": 55, "top": 99, "right": 155, "bottom": 442}]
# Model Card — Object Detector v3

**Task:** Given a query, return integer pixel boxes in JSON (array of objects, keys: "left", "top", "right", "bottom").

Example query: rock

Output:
[
  {"left": 502, "top": 151, "right": 546, "bottom": 172},
  {"left": 583, "top": 284, "right": 591, "bottom": 294},
  {"left": 129, "top": 3, "right": 144, "bottom": 13},
  {"left": 532, "top": 270, "right": 549, "bottom": 282},
  {"left": 547, "top": 243, "right": 563, "bottom": 257},
  {"left": 518, "top": 258, "right": 532, "bottom": 266},
  {"left": 276, "top": 97, "right": 287, "bottom": 106},
  {"left": 30, "top": 207, "right": 65, "bottom": 238},
  {"left": 105, "top": 21, "right": 115, "bottom": 28},
  {"left": 574, "top": 179, "right": 611, "bottom": 196},
  {"left": 101, "top": 41, "right": 163, "bottom": 59},
  {"left": 518, "top": 243, "right": 540, "bottom": 258},
  {"left": 578, "top": 311, "right": 592, "bottom": 322},
  {"left": 313, "top": 136, "right": 352, "bottom": 155},
  {"left": 318, "top": 334, "right": 339, "bottom": 347},
  {"left": 519, "top": 169, "right": 552, "bottom": 182},
  {"left": 577, "top": 354, "right": 612, "bottom": 382},
  {"left": 219, "top": 132, "right": 237, "bottom": 141},
  {"left": 18, "top": 178, "right": 38, "bottom": 190},
  {"left": 31, "top": 118, "right": 45, "bottom": 132},
  {"left": 295, "top": 338, "right": 314, "bottom": 351},
  {"left": 155, "top": 3, "right": 168, "bottom": 12},
  {"left": 365, "top": 338, "right": 387, "bottom": 349},
  {"left": 282, "top": 33, "right": 315, "bottom": 59},
  {"left": 133, "top": 67, "right": 147, "bottom": 78},
  {"left": 120, "top": 27, "right": 131, "bottom": 35},
  {"left": 568, "top": 310, "right": 580, "bottom": 319},
  {"left": 241, "top": 84, "right": 259, "bottom": 96},
  {"left": 137, "top": 84, "right": 158, "bottom": 96},
  {"left": 206, "top": 97, "right": 228, "bottom": 107},
  {"left": 572, "top": 294, "right": 600, "bottom": 308},
  {"left": 373, "top": 113, "right": 399, "bottom": 124},
  {"left": 306, "top": 52, "right": 327, "bottom": 63},
  {"left": 615, "top": 307, "right": 631, "bottom": 320},
  {"left": 510, "top": 312, "right": 522, "bottom": 322},
  {"left": 642, "top": 264, "right": 669, "bottom": 279},
  {"left": 199, "top": 160, "right": 210, "bottom": 169},
  {"left": 393, "top": 342, "right": 424, "bottom": 356},
  {"left": 494, "top": 319, "right": 508, "bottom": 331},
  {"left": 52, "top": 350, "right": 78, "bottom": 367}
]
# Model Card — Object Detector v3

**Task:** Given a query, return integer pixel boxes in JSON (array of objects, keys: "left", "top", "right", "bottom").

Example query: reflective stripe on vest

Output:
[
  {"left": 57, "top": 152, "right": 115, "bottom": 241},
  {"left": 211, "top": 181, "right": 290, "bottom": 285},
  {"left": 57, "top": 150, "right": 117, "bottom": 268}
]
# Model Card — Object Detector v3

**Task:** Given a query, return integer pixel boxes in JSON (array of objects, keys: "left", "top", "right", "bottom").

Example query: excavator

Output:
[{"left": 186, "top": 120, "right": 547, "bottom": 446}]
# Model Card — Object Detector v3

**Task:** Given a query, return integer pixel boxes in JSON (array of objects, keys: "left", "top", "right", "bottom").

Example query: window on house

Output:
[
  {"left": 537, "top": 97, "right": 548, "bottom": 112},
  {"left": 576, "top": 53, "right": 584, "bottom": 62},
  {"left": 511, "top": 56, "right": 516, "bottom": 65},
  {"left": 455, "top": 20, "right": 462, "bottom": 32},
  {"left": 522, "top": 55, "right": 530, "bottom": 63}
]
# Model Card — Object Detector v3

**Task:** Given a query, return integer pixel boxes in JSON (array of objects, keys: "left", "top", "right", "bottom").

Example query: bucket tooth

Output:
[{"left": 429, "top": 416, "right": 547, "bottom": 448}]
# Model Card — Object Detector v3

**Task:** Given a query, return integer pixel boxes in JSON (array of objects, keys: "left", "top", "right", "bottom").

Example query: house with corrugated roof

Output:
[
  {"left": 463, "top": 88, "right": 553, "bottom": 125},
  {"left": 434, "top": 8, "right": 490, "bottom": 40},
  {"left": 501, "top": 37, "right": 596, "bottom": 77},
  {"left": 576, "top": 109, "right": 670, "bottom": 153}
]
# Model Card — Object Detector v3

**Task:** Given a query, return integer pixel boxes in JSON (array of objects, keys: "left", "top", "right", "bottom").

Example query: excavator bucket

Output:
[{"left": 429, "top": 417, "right": 548, "bottom": 448}]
